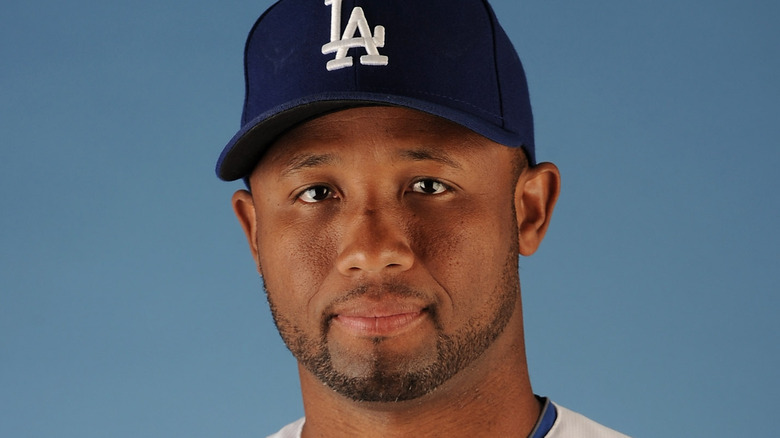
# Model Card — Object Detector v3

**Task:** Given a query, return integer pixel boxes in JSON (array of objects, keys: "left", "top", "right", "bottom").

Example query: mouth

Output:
[{"left": 331, "top": 305, "right": 430, "bottom": 338}]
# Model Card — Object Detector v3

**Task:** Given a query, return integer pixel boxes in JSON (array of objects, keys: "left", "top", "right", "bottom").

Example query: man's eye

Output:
[
  {"left": 298, "top": 186, "right": 333, "bottom": 203},
  {"left": 411, "top": 179, "right": 448, "bottom": 195}
]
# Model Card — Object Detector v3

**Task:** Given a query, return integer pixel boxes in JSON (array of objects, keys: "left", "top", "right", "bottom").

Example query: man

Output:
[{"left": 216, "top": 0, "right": 629, "bottom": 437}]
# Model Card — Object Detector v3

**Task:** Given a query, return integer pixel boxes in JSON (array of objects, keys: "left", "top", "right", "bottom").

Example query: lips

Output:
[{"left": 330, "top": 302, "right": 429, "bottom": 337}]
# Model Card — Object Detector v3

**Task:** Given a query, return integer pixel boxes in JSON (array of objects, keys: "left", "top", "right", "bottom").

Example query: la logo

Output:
[{"left": 322, "top": 0, "right": 389, "bottom": 71}]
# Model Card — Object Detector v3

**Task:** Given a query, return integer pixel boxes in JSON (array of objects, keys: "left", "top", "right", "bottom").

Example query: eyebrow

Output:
[
  {"left": 400, "top": 148, "right": 463, "bottom": 169},
  {"left": 279, "top": 153, "right": 339, "bottom": 177},
  {"left": 278, "top": 147, "right": 462, "bottom": 177}
]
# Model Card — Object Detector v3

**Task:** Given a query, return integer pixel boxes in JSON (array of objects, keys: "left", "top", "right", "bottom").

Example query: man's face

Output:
[{"left": 236, "top": 107, "right": 528, "bottom": 402}]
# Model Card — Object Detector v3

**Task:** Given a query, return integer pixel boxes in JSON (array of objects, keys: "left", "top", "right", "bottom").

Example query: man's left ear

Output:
[{"left": 514, "top": 162, "right": 561, "bottom": 256}]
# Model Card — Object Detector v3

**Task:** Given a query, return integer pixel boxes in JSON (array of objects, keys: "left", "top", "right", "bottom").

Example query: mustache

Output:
[
  {"left": 329, "top": 281, "right": 428, "bottom": 306},
  {"left": 321, "top": 281, "right": 435, "bottom": 327}
]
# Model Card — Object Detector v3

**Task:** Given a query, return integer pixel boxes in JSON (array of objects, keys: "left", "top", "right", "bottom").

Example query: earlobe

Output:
[
  {"left": 232, "top": 189, "right": 262, "bottom": 275},
  {"left": 514, "top": 162, "right": 561, "bottom": 256}
]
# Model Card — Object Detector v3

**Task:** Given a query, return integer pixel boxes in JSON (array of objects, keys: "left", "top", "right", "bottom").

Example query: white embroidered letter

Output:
[{"left": 322, "top": 0, "right": 388, "bottom": 71}]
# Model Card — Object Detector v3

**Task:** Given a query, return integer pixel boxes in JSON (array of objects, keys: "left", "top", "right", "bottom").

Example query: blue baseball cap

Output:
[{"left": 216, "top": 0, "right": 535, "bottom": 181}]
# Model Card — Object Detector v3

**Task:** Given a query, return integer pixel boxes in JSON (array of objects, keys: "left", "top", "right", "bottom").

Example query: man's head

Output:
[
  {"left": 232, "top": 107, "right": 559, "bottom": 402},
  {"left": 218, "top": 0, "right": 560, "bottom": 404}
]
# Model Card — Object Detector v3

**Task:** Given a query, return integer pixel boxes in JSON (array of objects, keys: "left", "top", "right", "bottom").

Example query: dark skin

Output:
[{"left": 232, "top": 107, "right": 561, "bottom": 437}]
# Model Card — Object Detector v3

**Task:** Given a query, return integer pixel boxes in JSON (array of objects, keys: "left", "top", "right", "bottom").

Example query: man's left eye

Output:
[{"left": 411, "top": 179, "right": 448, "bottom": 195}]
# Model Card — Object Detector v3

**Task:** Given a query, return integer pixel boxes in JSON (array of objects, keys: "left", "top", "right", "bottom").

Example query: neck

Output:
[{"left": 298, "top": 303, "right": 540, "bottom": 438}]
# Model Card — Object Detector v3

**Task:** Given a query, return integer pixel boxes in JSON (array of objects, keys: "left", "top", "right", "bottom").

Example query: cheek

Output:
[
  {"left": 256, "top": 213, "right": 339, "bottom": 305},
  {"left": 412, "top": 199, "right": 517, "bottom": 295}
]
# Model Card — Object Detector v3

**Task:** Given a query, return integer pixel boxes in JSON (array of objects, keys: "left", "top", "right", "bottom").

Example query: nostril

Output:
[{"left": 334, "top": 218, "right": 415, "bottom": 275}]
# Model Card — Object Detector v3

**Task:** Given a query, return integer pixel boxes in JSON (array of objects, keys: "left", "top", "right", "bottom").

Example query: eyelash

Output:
[{"left": 295, "top": 178, "right": 451, "bottom": 203}]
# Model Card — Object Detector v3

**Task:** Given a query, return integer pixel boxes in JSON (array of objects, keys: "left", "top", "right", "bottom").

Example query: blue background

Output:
[{"left": 2, "top": 0, "right": 778, "bottom": 436}]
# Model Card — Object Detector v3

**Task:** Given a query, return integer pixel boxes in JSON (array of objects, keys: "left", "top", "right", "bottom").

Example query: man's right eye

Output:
[{"left": 297, "top": 186, "right": 333, "bottom": 203}]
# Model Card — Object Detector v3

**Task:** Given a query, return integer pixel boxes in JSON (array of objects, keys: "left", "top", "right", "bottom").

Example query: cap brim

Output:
[{"left": 216, "top": 93, "right": 528, "bottom": 181}]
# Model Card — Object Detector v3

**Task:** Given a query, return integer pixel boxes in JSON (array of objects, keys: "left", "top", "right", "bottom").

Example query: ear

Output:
[
  {"left": 514, "top": 162, "right": 561, "bottom": 256},
  {"left": 232, "top": 189, "right": 262, "bottom": 276}
]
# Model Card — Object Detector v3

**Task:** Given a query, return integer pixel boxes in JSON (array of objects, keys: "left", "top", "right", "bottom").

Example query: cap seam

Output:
[
  {"left": 482, "top": 0, "right": 506, "bottom": 130},
  {"left": 242, "top": 2, "right": 283, "bottom": 126},
  {"left": 366, "top": 87, "right": 504, "bottom": 122}
]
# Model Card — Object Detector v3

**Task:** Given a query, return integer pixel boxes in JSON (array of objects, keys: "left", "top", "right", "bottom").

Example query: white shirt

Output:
[{"left": 265, "top": 400, "right": 630, "bottom": 437}]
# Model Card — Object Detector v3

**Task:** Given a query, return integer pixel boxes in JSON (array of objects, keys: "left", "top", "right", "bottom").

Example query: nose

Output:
[{"left": 335, "top": 207, "right": 415, "bottom": 276}]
